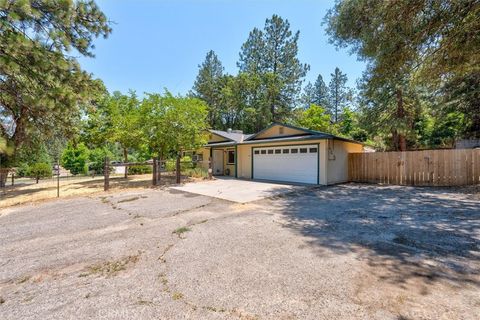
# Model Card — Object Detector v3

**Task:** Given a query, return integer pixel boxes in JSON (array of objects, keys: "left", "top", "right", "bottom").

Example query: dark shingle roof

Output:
[{"left": 209, "top": 129, "right": 251, "bottom": 143}]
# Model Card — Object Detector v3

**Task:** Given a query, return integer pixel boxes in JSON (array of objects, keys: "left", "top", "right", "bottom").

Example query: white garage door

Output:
[{"left": 252, "top": 145, "right": 319, "bottom": 184}]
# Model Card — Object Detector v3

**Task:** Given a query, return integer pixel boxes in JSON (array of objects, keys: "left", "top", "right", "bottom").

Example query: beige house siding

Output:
[
  {"left": 326, "top": 140, "right": 363, "bottom": 184},
  {"left": 237, "top": 144, "right": 251, "bottom": 179},
  {"left": 253, "top": 125, "right": 306, "bottom": 140},
  {"left": 202, "top": 125, "right": 363, "bottom": 185},
  {"left": 196, "top": 148, "right": 211, "bottom": 171},
  {"left": 197, "top": 147, "right": 236, "bottom": 177}
]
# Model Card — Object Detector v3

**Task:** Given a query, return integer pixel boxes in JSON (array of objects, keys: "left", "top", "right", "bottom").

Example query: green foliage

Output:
[
  {"left": 16, "top": 163, "right": 30, "bottom": 178},
  {"left": 88, "top": 147, "right": 114, "bottom": 174},
  {"left": 328, "top": 68, "right": 349, "bottom": 123},
  {"left": 350, "top": 128, "right": 369, "bottom": 143},
  {"left": 193, "top": 15, "right": 309, "bottom": 133},
  {"left": 140, "top": 91, "right": 208, "bottom": 157},
  {"left": 441, "top": 72, "right": 480, "bottom": 137},
  {"left": 295, "top": 105, "right": 334, "bottom": 133},
  {"left": 192, "top": 50, "right": 224, "bottom": 128},
  {"left": 0, "top": 0, "right": 111, "bottom": 161},
  {"left": 127, "top": 165, "right": 152, "bottom": 175},
  {"left": 28, "top": 163, "right": 52, "bottom": 183},
  {"left": 339, "top": 107, "right": 354, "bottom": 136},
  {"left": 183, "top": 167, "right": 208, "bottom": 179},
  {"left": 61, "top": 143, "right": 89, "bottom": 175},
  {"left": 165, "top": 156, "right": 194, "bottom": 172},
  {"left": 83, "top": 91, "right": 143, "bottom": 163},
  {"left": 238, "top": 15, "right": 309, "bottom": 123},
  {"left": 325, "top": 0, "right": 479, "bottom": 85},
  {"left": 325, "top": 0, "right": 480, "bottom": 149},
  {"left": 429, "top": 112, "right": 466, "bottom": 147},
  {"left": 302, "top": 75, "right": 329, "bottom": 109}
]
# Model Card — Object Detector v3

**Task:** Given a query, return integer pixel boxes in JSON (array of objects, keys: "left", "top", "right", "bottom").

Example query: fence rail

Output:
[{"left": 348, "top": 149, "right": 480, "bottom": 186}]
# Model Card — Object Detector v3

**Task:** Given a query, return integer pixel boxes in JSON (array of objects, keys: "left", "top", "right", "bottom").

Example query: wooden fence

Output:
[{"left": 348, "top": 149, "right": 480, "bottom": 186}]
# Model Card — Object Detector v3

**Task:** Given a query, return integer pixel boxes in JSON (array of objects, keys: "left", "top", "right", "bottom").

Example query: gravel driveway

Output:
[{"left": 0, "top": 184, "right": 479, "bottom": 319}]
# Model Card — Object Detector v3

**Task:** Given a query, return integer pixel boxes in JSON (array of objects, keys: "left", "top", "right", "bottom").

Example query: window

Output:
[
  {"left": 300, "top": 148, "right": 308, "bottom": 153},
  {"left": 274, "top": 149, "right": 281, "bottom": 154},
  {"left": 254, "top": 150, "right": 260, "bottom": 154},
  {"left": 279, "top": 127, "right": 284, "bottom": 134},
  {"left": 227, "top": 150, "right": 235, "bottom": 164},
  {"left": 194, "top": 154, "right": 203, "bottom": 162},
  {"left": 309, "top": 148, "right": 318, "bottom": 153},
  {"left": 267, "top": 149, "right": 273, "bottom": 154},
  {"left": 291, "top": 148, "right": 298, "bottom": 153},
  {"left": 282, "top": 149, "right": 289, "bottom": 154},
  {"left": 261, "top": 150, "right": 266, "bottom": 154}
]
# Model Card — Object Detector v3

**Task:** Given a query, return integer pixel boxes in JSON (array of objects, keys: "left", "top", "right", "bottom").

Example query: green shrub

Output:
[
  {"left": 16, "top": 163, "right": 30, "bottom": 177},
  {"left": 165, "top": 156, "right": 194, "bottom": 172},
  {"left": 88, "top": 148, "right": 114, "bottom": 174},
  {"left": 128, "top": 165, "right": 152, "bottom": 175},
  {"left": 182, "top": 167, "right": 208, "bottom": 178},
  {"left": 61, "top": 142, "right": 89, "bottom": 175},
  {"left": 29, "top": 163, "right": 52, "bottom": 183}
]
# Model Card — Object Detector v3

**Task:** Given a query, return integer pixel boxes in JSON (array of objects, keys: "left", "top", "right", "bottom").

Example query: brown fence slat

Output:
[{"left": 348, "top": 149, "right": 479, "bottom": 187}]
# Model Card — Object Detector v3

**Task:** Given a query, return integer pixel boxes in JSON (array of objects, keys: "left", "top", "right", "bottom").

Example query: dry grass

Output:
[
  {"left": 173, "top": 226, "right": 191, "bottom": 235},
  {"left": 0, "top": 173, "right": 192, "bottom": 208},
  {"left": 172, "top": 292, "right": 184, "bottom": 300},
  {"left": 80, "top": 254, "right": 141, "bottom": 278}
]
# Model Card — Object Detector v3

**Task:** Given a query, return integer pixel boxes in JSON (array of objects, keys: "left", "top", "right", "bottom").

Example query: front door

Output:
[{"left": 212, "top": 149, "right": 224, "bottom": 175}]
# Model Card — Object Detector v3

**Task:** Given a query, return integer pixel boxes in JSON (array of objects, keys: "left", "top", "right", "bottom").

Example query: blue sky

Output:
[{"left": 79, "top": 0, "right": 366, "bottom": 96}]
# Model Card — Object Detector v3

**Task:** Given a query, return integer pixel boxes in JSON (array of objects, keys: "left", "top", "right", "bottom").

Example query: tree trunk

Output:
[
  {"left": 176, "top": 153, "right": 181, "bottom": 184},
  {"left": 335, "top": 87, "right": 338, "bottom": 123},
  {"left": 123, "top": 148, "right": 128, "bottom": 178},
  {"left": 36, "top": 176, "right": 39, "bottom": 184},
  {"left": 393, "top": 88, "right": 407, "bottom": 151},
  {"left": 152, "top": 157, "right": 157, "bottom": 186},
  {"left": 158, "top": 152, "right": 162, "bottom": 184}
]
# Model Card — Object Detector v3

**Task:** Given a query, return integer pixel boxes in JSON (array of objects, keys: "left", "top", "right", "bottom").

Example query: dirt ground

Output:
[
  {"left": 0, "top": 173, "right": 194, "bottom": 208},
  {"left": 0, "top": 183, "right": 479, "bottom": 319}
]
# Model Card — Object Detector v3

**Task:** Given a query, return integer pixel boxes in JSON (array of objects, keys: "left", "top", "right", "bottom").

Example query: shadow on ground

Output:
[{"left": 276, "top": 183, "right": 480, "bottom": 288}]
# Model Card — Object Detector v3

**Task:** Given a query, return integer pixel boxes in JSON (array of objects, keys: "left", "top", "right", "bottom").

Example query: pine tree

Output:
[
  {"left": 0, "top": 1, "right": 111, "bottom": 164},
  {"left": 192, "top": 50, "right": 224, "bottom": 128},
  {"left": 238, "top": 15, "right": 309, "bottom": 123},
  {"left": 303, "top": 74, "right": 330, "bottom": 108},
  {"left": 325, "top": 0, "right": 480, "bottom": 149},
  {"left": 328, "top": 67, "right": 348, "bottom": 123}
]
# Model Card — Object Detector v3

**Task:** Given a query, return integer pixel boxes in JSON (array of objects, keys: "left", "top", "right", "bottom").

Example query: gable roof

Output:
[
  {"left": 206, "top": 123, "right": 363, "bottom": 147},
  {"left": 245, "top": 122, "right": 328, "bottom": 140},
  {"left": 208, "top": 129, "right": 252, "bottom": 143}
]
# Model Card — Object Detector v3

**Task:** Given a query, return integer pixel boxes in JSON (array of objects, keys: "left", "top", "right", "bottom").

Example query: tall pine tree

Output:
[
  {"left": 238, "top": 15, "right": 309, "bottom": 123},
  {"left": 303, "top": 74, "right": 330, "bottom": 108},
  {"left": 328, "top": 67, "right": 348, "bottom": 123},
  {"left": 192, "top": 50, "right": 224, "bottom": 128}
]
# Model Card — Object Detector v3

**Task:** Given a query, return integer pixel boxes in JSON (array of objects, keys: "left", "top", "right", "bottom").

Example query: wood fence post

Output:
[
  {"left": 157, "top": 158, "right": 162, "bottom": 184},
  {"left": 175, "top": 153, "right": 181, "bottom": 184},
  {"left": 104, "top": 157, "right": 109, "bottom": 191},
  {"left": 152, "top": 157, "right": 157, "bottom": 186},
  {"left": 56, "top": 160, "right": 60, "bottom": 197},
  {"left": 208, "top": 157, "right": 213, "bottom": 180},
  {"left": 11, "top": 172, "right": 14, "bottom": 186}
]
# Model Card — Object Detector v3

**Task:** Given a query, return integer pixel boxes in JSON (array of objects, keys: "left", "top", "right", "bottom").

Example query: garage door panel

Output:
[{"left": 253, "top": 145, "right": 318, "bottom": 184}]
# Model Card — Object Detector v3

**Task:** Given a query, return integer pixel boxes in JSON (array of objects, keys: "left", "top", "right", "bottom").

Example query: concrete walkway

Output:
[{"left": 171, "top": 177, "right": 300, "bottom": 203}]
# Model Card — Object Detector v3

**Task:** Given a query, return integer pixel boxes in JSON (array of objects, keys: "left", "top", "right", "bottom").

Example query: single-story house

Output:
[{"left": 196, "top": 123, "right": 363, "bottom": 185}]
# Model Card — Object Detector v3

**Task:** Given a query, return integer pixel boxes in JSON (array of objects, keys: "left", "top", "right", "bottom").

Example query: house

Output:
[{"left": 196, "top": 123, "right": 363, "bottom": 185}]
